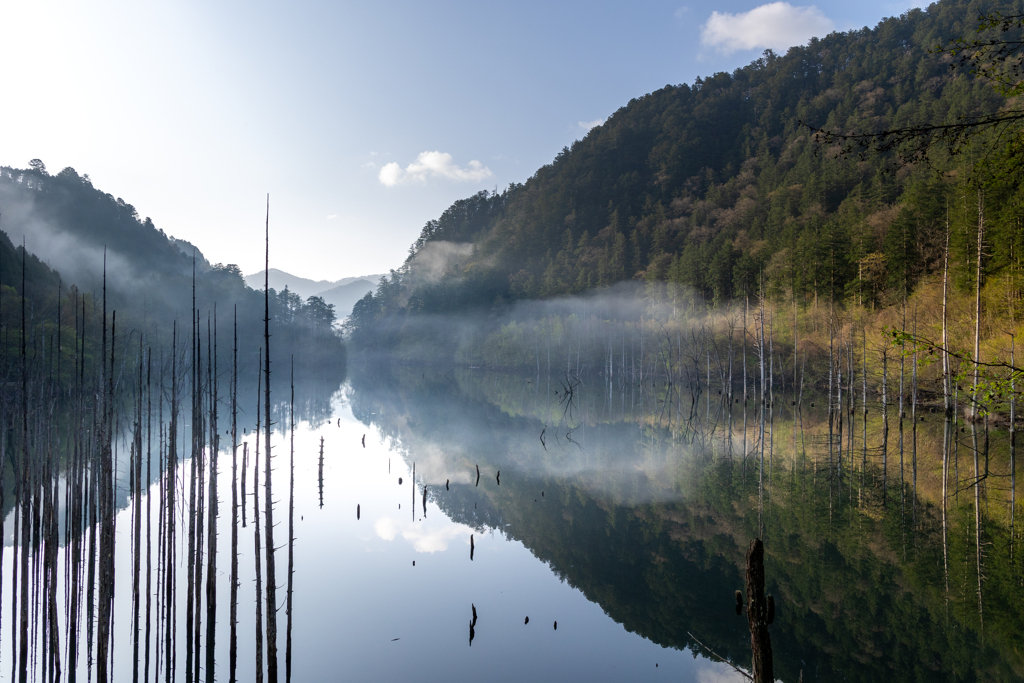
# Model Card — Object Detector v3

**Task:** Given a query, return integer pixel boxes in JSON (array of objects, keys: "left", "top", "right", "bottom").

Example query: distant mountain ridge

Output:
[{"left": 245, "top": 268, "right": 383, "bottom": 318}]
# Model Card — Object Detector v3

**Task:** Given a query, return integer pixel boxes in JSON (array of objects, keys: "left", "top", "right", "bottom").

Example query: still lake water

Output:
[{"left": 3, "top": 365, "right": 1020, "bottom": 682}]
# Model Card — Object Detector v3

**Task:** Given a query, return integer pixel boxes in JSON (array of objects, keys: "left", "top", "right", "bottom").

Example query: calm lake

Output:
[{"left": 2, "top": 364, "right": 1019, "bottom": 682}]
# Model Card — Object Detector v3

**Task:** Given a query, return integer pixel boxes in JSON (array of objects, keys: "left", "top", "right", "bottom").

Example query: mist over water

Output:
[{"left": 1, "top": 316, "right": 1020, "bottom": 681}]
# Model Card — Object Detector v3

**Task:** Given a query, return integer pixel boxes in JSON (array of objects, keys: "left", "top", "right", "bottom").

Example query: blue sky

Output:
[{"left": 1, "top": 0, "right": 928, "bottom": 281}]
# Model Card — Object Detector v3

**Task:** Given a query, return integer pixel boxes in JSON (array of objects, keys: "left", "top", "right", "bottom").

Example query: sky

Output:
[{"left": 0, "top": 0, "right": 928, "bottom": 282}]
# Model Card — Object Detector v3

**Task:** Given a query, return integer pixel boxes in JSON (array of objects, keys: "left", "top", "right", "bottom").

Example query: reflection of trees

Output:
[
  {"left": 348, "top": 363, "right": 1023, "bottom": 683},
  {"left": 1, "top": 363, "right": 346, "bottom": 541}
]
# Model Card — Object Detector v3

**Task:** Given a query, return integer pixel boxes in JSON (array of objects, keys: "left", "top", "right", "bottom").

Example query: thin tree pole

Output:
[
  {"left": 19, "top": 239, "right": 30, "bottom": 683},
  {"left": 1010, "top": 335, "right": 1016, "bottom": 562},
  {"left": 132, "top": 340, "right": 144, "bottom": 683},
  {"left": 263, "top": 196, "right": 280, "bottom": 683},
  {"left": 943, "top": 205, "right": 952, "bottom": 417},
  {"left": 229, "top": 307, "right": 239, "bottom": 683},
  {"left": 205, "top": 307, "right": 219, "bottom": 683},
  {"left": 973, "top": 190, "right": 985, "bottom": 418},
  {"left": 144, "top": 347, "right": 153, "bottom": 683},
  {"left": 166, "top": 323, "right": 179, "bottom": 683},
  {"left": 253, "top": 349, "right": 265, "bottom": 683}
]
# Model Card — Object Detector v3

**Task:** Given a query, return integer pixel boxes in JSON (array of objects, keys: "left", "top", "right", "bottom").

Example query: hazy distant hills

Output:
[
  {"left": 0, "top": 164, "right": 346, "bottom": 370},
  {"left": 245, "top": 268, "right": 383, "bottom": 318}
]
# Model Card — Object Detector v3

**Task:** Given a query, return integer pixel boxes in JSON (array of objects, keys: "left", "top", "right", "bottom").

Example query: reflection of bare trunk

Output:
[
  {"left": 971, "top": 422, "right": 984, "bottom": 631},
  {"left": 286, "top": 360, "right": 297, "bottom": 683},
  {"left": 942, "top": 418, "right": 950, "bottom": 603},
  {"left": 745, "top": 539, "right": 773, "bottom": 683},
  {"left": 318, "top": 437, "right": 325, "bottom": 509}
]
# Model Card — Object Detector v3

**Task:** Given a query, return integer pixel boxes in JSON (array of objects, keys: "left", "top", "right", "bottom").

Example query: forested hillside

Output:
[
  {"left": 350, "top": 0, "right": 1024, "bottom": 347},
  {"left": 0, "top": 163, "right": 345, "bottom": 377}
]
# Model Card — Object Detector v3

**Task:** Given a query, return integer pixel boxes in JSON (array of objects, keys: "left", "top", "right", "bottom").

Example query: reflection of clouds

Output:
[
  {"left": 373, "top": 516, "right": 472, "bottom": 553},
  {"left": 374, "top": 517, "right": 399, "bottom": 541},
  {"left": 695, "top": 664, "right": 748, "bottom": 683},
  {"left": 403, "top": 524, "right": 470, "bottom": 553},
  {"left": 401, "top": 443, "right": 474, "bottom": 486}
]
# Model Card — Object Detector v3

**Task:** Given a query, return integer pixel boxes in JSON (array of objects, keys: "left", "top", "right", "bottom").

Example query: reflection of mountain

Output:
[{"left": 348, "top": 365, "right": 1022, "bottom": 683}]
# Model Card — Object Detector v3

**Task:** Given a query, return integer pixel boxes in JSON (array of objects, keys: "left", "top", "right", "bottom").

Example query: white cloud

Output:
[
  {"left": 578, "top": 118, "right": 606, "bottom": 132},
  {"left": 700, "top": 2, "right": 834, "bottom": 54},
  {"left": 378, "top": 151, "right": 493, "bottom": 187},
  {"left": 326, "top": 214, "right": 337, "bottom": 219}
]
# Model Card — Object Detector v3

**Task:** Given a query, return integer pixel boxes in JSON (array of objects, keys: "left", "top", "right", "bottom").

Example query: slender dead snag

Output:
[
  {"left": 166, "top": 323, "right": 180, "bottom": 683},
  {"left": 254, "top": 350, "right": 265, "bottom": 683},
  {"left": 943, "top": 205, "right": 952, "bottom": 417},
  {"left": 185, "top": 270, "right": 198, "bottom": 683},
  {"left": 144, "top": 347, "right": 153, "bottom": 683},
  {"left": 230, "top": 307, "right": 239, "bottom": 683},
  {"left": 205, "top": 307, "right": 219, "bottom": 683},
  {"left": 133, "top": 341, "right": 144, "bottom": 683},
  {"left": 263, "top": 196, "right": 280, "bottom": 683}
]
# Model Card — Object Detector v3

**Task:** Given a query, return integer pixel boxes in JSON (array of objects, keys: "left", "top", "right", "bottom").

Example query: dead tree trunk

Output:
[{"left": 745, "top": 539, "right": 773, "bottom": 683}]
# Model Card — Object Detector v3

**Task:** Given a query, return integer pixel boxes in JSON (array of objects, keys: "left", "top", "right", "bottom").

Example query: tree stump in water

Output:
[{"left": 746, "top": 539, "right": 773, "bottom": 683}]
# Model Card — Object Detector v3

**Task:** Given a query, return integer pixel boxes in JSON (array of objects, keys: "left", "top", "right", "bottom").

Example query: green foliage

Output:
[
  {"left": 349, "top": 0, "right": 1024, "bottom": 354},
  {"left": 0, "top": 163, "right": 346, "bottom": 374}
]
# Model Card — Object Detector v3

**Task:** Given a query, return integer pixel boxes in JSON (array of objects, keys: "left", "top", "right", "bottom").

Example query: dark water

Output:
[{"left": 3, "top": 365, "right": 1020, "bottom": 682}]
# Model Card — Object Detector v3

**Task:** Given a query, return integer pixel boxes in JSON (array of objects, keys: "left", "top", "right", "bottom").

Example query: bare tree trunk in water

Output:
[
  {"left": 972, "top": 190, "right": 984, "bottom": 420},
  {"left": 166, "top": 324, "right": 180, "bottom": 683},
  {"left": 943, "top": 208, "right": 952, "bottom": 418},
  {"left": 972, "top": 190, "right": 985, "bottom": 631},
  {"left": 254, "top": 351, "right": 265, "bottom": 683},
  {"left": 264, "top": 196, "right": 281, "bottom": 683},
  {"left": 133, "top": 341, "right": 144, "bottom": 683},
  {"left": 230, "top": 307, "right": 240, "bottom": 683},
  {"left": 144, "top": 348, "right": 153, "bottom": 683},
  {"left": 206, "top": 309, "right": 219, "bottom": 683},
  {"left": 1011, "top": 336, "right": 1016, "bottom": 563}
]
